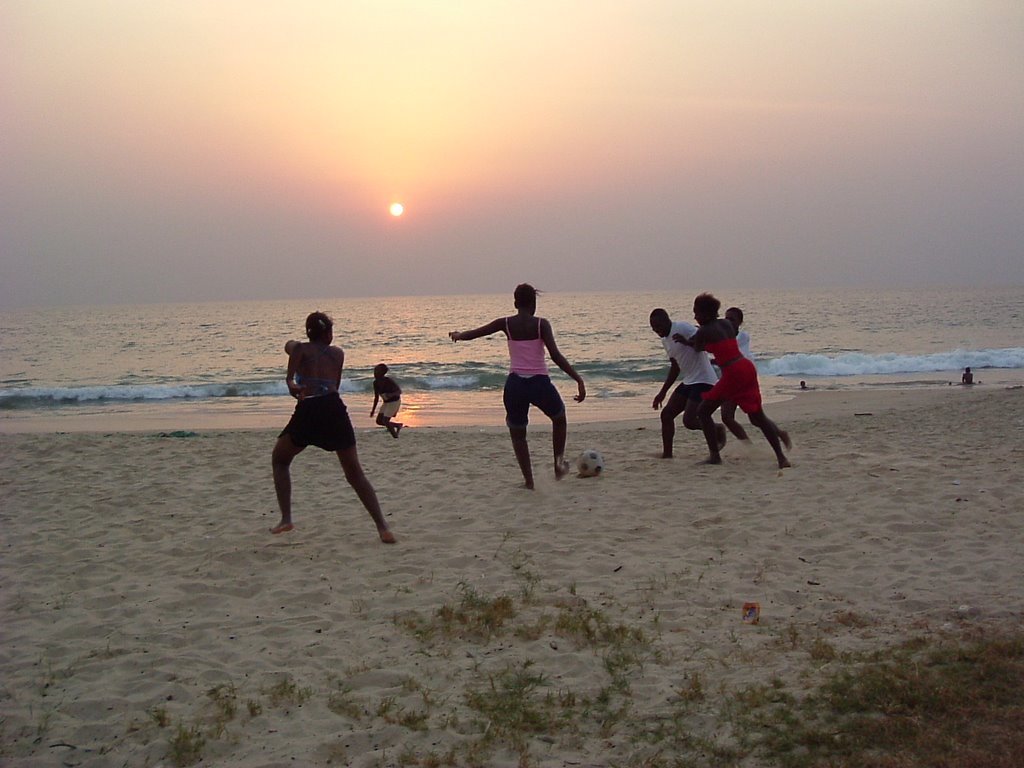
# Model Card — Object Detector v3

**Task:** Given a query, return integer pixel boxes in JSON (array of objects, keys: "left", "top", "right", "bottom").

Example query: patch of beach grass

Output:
[
  {"left": 730, "top": 628, "right": 1024, "bottom": 768},
  {"left": 262, "top": 675, "right": 312, "bottom": 708},
  {"left": 396, "top": 582, "right": 517, "bottom": 644},
  {"left": 167, "top": 722, "right": 205, "bottom": 767},
  {"left": 464, "top": 660, "right": 561, "bottom": 752}
]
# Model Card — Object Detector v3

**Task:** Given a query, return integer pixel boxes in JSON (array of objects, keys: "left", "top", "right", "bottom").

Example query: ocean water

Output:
[{"left": 1, "top": 287, "right": 1022, "bottom": 433}]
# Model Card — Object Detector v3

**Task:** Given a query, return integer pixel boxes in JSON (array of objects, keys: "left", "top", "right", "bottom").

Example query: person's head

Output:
[
  {"left": 649, "top": 308, "right": 672, "bottom": 337},
  {"left": 513, "top": 283, "right": 539, "bottom": 313},
  {"left": 373, "top": 363, "right": 389, "bottom": 379},
  {"left": 725, "top": 306, "right": 744, "bottom": 330},
  {"left": 693, "top": 293, "right": 721, "bottom": 324},
  {"left": 305, "top": 311, "right": 333, "bottom": 342},
  {"left": 965, "top": 367, "right": 971, "bottom": 373},
  {"left": 284, "top": 339, "right": 299, "bottom": 355},
  {"left": 800, "top": 380, "right": 807, "bottom": 390}
]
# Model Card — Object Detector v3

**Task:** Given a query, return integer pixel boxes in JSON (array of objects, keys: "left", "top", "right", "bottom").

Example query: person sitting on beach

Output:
[
  {"left": 676, "top": 293, "right": 791, "bottom": 468},
  {"left": 649, "top": 308, "right": 729, "bottom": 458},
  {"left": 449, "top": 283, "right": 586, "bottom": 489},
  {"left": 720, "top": 306, "right": 753, "bottom": 443},
  {"left": 271, "top": 312, "right": 396, "bottom": 543},
  {"left": 370, "top": 363, "right": 404, "bottom": 438},
  {"left": 962, "top": 367, "right": 974, "bottom": 385}
]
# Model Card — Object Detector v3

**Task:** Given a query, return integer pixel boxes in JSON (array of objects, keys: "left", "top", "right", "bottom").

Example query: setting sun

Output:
[{"left": 389, "top": 202, "right": 404, "bottom": 217}]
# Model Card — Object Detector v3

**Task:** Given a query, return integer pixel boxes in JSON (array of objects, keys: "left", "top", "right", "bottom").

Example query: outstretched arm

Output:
[
  {"left": 541, "top": 319, "right": 586, "bottom": 402},
  {"left": 449, "top": 318, "right": 505, "bottom": 342}
]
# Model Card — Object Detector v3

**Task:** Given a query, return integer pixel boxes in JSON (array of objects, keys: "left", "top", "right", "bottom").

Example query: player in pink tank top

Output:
[
  {"left": 450, "top": 283, "right": 586, "bottom": 489},
  {"left": 675, "top": 293, "right": 791, "bottom": 469}
]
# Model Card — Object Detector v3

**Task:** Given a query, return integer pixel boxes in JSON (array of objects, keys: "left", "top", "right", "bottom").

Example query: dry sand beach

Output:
[{"left": 2, "top": 386, "right": 1022, "bottom": 767}]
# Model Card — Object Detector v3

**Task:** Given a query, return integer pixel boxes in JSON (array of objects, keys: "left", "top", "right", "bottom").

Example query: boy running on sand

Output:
[{"left": 370, "top": 363, "right": 404, "bottom": 438}]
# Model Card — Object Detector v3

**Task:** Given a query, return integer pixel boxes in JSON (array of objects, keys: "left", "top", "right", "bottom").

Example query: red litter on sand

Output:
[{"left": 742, "top": 602, "right": 760, "bottom": 624}]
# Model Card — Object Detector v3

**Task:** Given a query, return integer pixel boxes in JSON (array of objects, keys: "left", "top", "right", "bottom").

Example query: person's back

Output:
[
  {"left": 505, "top": 313, "right": 548, "bottom": 375},
  {"left": 292, "top": 341, "right": 342, "bottom": 398},
  {"left": 962, "top": 367, "right": 974, "bottom": 385}
]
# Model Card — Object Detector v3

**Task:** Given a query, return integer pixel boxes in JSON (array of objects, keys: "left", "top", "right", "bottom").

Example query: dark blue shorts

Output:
[
  {"left": 503, "top": 374, "right": 565, "bottom": 428},
  {"left": 678, "top": 381, "right": 714, "bottom": 402}
]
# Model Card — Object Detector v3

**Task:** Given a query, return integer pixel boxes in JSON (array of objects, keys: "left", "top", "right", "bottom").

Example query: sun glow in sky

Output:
[
  {"left": 2, "top": 1, "right": 1022, "bottom": 308},
  {"left": 390, "top": 203, "right": 405, "bottom": 218}
]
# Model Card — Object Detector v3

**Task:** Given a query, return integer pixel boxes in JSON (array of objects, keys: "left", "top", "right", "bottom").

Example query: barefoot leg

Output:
[
  {"left": 509, "top": 426, "right": 534, "bottom": 489},
  {"left": 552, "top": 414, "right": 570, "bottom": 480},
  {"left": 337, "top": 446, "right": 397, "bottom": 541},
  {"left": 749, "top": 411, "right": 790, "bottom": 468},
  {"left": 271, "top": 435, "right": 304, "bottom": 532},
  {"left": 697, "top": 399, "right": 724, "bottom": 464}
]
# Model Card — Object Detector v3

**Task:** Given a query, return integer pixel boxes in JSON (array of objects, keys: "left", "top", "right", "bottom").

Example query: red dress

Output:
[{"left": 703, "top": 337, "right": 763, "bottom": 414}]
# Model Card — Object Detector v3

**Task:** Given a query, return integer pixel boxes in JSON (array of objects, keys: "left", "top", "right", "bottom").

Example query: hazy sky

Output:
[{"left": 2, "top": 1, "right": 1022, "bottom": 309}]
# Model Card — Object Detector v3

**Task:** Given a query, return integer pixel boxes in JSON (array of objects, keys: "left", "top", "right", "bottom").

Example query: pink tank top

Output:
[{"left": 506, "top": 318, "right": 548, "bottom": 376}]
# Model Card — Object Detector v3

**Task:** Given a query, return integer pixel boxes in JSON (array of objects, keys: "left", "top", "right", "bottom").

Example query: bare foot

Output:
[
  {"left": 716, "top": 424, "right": 727, "bottom": 450},
  {"left": 700, "top": 455, "right": 723, "bottom": 465},
  {"left": 379, "top": 529, "right": 397, "bottom": 544},
  {"left": 660, "top": 451, "right": 673, "bottom": 459},
  {"left": 555, "top": 459, "right": 571, "bottom": 480},
  {"left": 779, "top": 430, "right": 792, "bottom": 450},
  {"left": 777, "top": 456, "right": 792, "bottom": 469},
  {"left": 270, "top": 522, "right": 294, "bottom": 534}
]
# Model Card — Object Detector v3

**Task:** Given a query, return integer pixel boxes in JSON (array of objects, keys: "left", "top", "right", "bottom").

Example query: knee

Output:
[{"left": 341, "top": 461, "right": 366, "bottom": 485}]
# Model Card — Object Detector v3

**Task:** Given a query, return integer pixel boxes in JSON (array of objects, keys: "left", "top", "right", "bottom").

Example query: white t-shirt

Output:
[
  {"left": 737, "top": 329, "right": 752, "bottom": 360},
  {"left": 661, "top": 321, "right": 717, "bottom": 386}
]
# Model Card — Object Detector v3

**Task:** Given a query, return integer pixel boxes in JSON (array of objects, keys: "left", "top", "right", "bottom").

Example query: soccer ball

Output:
[{"left": 576, "top": 449, "right": 604, "bottom": 477}]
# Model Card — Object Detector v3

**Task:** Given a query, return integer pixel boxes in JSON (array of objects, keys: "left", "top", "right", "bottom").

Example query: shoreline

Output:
[
  {"left": 0, "top": 380, "right": 1014, "bottom": 436},
  {"left": 1, "top": 373, "right": 1018, "bottom": 435}
]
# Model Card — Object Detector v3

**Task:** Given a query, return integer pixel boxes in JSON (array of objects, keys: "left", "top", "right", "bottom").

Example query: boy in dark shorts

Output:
[{"left": 649, "top": 307, "right": 727, "bottom": 458}]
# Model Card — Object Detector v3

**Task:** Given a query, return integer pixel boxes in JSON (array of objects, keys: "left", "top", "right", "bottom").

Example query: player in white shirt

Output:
[{"left": 649, "top": 308, "right": 727, "bottom": 458}]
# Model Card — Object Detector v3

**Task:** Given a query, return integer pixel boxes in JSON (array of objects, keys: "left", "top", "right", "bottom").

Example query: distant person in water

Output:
[
  {"left": 370, "top": 363, "right": 404, "bottom": 438},
  {"left": 271, "top": 312, "right": 396, "bottom": 543},
  {"left": 449, "top": 283, "right": 586, "bottom": 489},
  {"left": 800, "top": 380, "right": 809, "bottom": 390},
  {"left": 719, "top": 306, "right": 753, "bottom": 443},
  {"left": 676, "top": 293, "right": 791, "bottom": 468},
  {"left": 649, "top": 307, "right": 729, "bottom": 458},
  {"left": 962, "top": 367, "right": 974, "bottom": 385}
]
